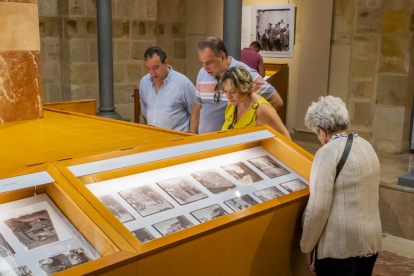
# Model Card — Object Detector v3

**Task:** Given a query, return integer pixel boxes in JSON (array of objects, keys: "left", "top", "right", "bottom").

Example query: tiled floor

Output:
[
  {"left": 292, "top": 138, "right": 414, "bottom": 275},
  {"left": 373, "top": 235, "right": 414, "bottom": 276}
]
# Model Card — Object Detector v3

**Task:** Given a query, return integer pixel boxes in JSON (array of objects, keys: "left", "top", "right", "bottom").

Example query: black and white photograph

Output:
[
  {"left": 221, "top": 162, "right": 263, "bottom": 185},
  {"left": 152, "top": 215, "right": 194, "bottom": 236},
  {"left": 131, "top": 228, "right": 156, "bottom": 243},
  {"left": 157, "top": 177, "right": 208, "bottom": 205},
  {"left": 14, "top": 266, "right": 33, "bottom": 276},
  {"left": 190, "top": 204, "right": 228, "bottom": 223},
  {"left": 280, "top": 178, "right": 308, "bottom": 193},
  {"left": 253, "top": 4, "right": 295, "bottom": 58},
  {"left": 248, "top": 155, "right": 290, "bottom": 179},
  {"left": 67, "top": 247, "right": 93, "bottom": 266},
  {"left": 224, "top": 194, "right": 259, "bottom": 211},
  {"left": 0, "top": 233, "right": 15, "bottom": 258},
  {"left": 0, "top": 266, "right": 33, "bottom": 276},
  {"left": 38, "top": 247, "right": 92, "bottom": 275},
  {"left": 190, "top": 169, "right": 237, "bottom": 194},
  {"left": 254, "top": 186, "right": 285, "bottom": 202},
  {"left": 37, "top": 253, "right": 73, "bottom": 275},
  {"left": 4, "top": 210, "right": 59, "bottom": 250},
  {"left": 98, "top": 194, "right": 135, "bottom": 223},
  {"left": 118, "top": 185, "right": 174, "bottom": 217}
]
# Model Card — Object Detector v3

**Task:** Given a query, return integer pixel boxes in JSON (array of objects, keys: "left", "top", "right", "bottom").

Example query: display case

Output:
[
  {"left": 54, "top": 126, "right": 313, "bottom": 276},
  {"left": 0, "top": 165, "right": 138, "bottom": 276}
]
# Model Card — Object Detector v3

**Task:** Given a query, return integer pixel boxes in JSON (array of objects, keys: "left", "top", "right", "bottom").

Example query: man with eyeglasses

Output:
[
  {"left": 189, "top": 37, "right": 282, "bottom": 134},
  {"left": 140, "top": 45, "right": 196, "bottom": 132}
]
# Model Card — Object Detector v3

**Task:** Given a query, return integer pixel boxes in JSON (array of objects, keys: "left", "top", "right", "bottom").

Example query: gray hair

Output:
[
  {"left": 304, "top": 96, "right": 350, "bottom": 134},
  {"left": 197, "top": 37, "right": 228, "bottom": 58}
]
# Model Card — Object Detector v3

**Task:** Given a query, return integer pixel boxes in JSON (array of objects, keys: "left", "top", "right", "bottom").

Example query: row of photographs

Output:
[
  {"left": 0, "top": 241, "right": 92, "bottom": 275},
  {"left": 126, "top": 178, "right": 308, "bottom": 243},
  {"left": 98, "top": 155, "right": 294, "bottom": 222}
]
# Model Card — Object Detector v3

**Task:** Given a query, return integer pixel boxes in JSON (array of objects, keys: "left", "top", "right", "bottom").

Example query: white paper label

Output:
[
  {"left": 46, "top": 245, "right": 66, "bottom": 256},
  {"left": 223, "top": 159, "right": 236, "bottom": 165},
  {"left": 98, "top": 161, "right": 119, "bottom": 169},
  {"left": 249, "top": 153, "right": 262, "bottom": 159},
  {"left": 0, "top": 172, "right": 54, "bottom": 194},
  {"left": 193, "top": 202, "right": 208, "bottom": 210},
  {"left": 15, "top": 206, "right": 34, "bottom": 216},
  {"left": 157, "top": 213, "right": 173, "bottom": 221},
  {"left": 254, "top": 184, "right": 266, "bottom": 190},
  {"left": 160, "top": 173, "right": 175, "bottom": 180},
  {"left": 124, "top": 182, "right": 140, "bottom": 189},
  {"left": 192, "top": 165, "right": 206, "bottom": 172}
]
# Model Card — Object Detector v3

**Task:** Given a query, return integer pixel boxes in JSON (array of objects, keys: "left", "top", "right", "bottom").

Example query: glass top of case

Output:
[{"left": 86, "top": 146, "right": 309, "bottom": 243}]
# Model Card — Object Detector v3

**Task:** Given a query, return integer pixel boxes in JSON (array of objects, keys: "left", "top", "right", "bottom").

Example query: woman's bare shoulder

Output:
[{"left": 256, "top": 101, "right": 276, "bottom": 116}]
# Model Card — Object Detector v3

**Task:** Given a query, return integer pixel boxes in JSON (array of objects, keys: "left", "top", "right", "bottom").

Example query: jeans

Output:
[{"left": 315, "top": 253, "right": 378, "bottom": 276}]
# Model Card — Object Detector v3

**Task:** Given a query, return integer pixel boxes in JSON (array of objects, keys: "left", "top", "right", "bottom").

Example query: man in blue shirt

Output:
[{"left": 139, "top": 46, "right": 196, "bottom": 132}]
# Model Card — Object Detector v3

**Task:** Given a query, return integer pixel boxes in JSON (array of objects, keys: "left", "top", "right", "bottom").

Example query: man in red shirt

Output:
[{"left": 240, "top": 41, "right": 265, "bottom": 77}]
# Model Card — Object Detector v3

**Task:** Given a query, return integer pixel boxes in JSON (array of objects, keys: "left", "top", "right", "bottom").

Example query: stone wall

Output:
[
  {"left": 329, "top": 0, "right": 414, "bottom": 153},
  {"left": 38, "top": 0, "right": 186, "bottom": 122}
]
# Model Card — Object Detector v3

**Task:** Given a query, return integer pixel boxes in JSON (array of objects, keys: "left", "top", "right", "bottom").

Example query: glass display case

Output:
[
  {"left": 55, "top": 126, "right": 313, "bottom": 276},
  {"left": 0, "top": 165, "right": 138, "bottom": 276}
]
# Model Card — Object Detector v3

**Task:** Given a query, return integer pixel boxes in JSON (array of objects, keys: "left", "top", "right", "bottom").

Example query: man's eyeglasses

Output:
[{"left": 214, "top": 81, "right": 221, "bottom": 103}]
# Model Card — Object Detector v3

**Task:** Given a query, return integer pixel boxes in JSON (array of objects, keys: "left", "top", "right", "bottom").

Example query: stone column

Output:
[{"left": 0, "top": 0, "right": 43, "bottom": 123}]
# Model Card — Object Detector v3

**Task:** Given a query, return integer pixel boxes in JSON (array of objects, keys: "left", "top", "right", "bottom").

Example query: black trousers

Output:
[{"left": 315, "top": 254, "right": 378, "bottom": 276}]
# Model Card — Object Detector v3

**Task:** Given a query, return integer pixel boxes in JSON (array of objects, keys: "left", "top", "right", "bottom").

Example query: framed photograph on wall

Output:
[{"left": 253, "top": 4, "right": 295, "bottom": 58}]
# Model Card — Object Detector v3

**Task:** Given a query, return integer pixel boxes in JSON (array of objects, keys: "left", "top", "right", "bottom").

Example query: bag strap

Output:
[{"left": 334, "top": 134, "right": 354, "bottom": 182}]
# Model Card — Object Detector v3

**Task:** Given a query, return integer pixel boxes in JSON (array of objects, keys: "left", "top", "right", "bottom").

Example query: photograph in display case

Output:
[
  {"left": 0, "top": 265, "right": 32, "bottom": 276},
  {"left": 0, "top": 233, "right": 15, "bottom": 258},
  {"left": 98, "top": 194, "right": 135, "bottom": 223},
  {"left": 280, "top": 178, "right": 308, "bottom": 193},
  {"left": 4, "top": 210, "right": 60, "bottom": 251},
  {"left": 38, "top": 247, "right": 92, "bottom": 275},
  {"left": 190, "top": 169, "right": 237, "bottom": 194},
  {"left": 152, "top": 215, "right": 194, "bottom": 236},
  {"left": 221, "top": 162, "right": 263, "bottom": 185},
  {"left": 131, "top": 228, "right": 156, "bottom": 243},
  {"left": 224, "top": 194, "right": 259, "bottom": 211},
  {"left": 157, "top": 177, "right": 208, "bottom": 205},
  {"left": 253, "top": 186, "right": 285, "bottom": 202},
  {"left": 190, "top": 204, "right": 228, "bottom": 223},
  {"left": 248, "top": 155, "right": 290, "bottom": 179},
  {"left": 118, "top": 185, "right": 174, "bottom": 217}
]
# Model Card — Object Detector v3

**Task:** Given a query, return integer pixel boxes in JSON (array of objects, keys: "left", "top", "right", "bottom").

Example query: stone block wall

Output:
[
  {"left": 330, "top": 0, "right": 414, "bottom": 153},
  {"left": 38, "top": 0, "right": 187, "bottom": 122},
  {"left": 157, "top": 0, "right": 187, "bottom": 74}
]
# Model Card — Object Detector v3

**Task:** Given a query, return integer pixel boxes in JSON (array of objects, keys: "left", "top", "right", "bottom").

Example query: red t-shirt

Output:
[{"left": 240, "top": 48, "right": 264, "bottom": 72}]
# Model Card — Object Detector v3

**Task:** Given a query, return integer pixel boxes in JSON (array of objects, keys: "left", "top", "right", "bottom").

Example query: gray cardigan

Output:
[{"left": 301, "top": 136, "right": 382, "bottom": 259}]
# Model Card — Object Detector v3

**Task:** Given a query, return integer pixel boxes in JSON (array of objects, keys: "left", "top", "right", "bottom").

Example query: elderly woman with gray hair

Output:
[{"left": 301, "top": 96, "right": 382, "bottom": 276}]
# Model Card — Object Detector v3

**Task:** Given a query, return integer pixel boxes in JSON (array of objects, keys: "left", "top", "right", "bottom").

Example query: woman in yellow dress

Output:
[{"left": 220, "top": 66, "right": 291, "bottom": 139}]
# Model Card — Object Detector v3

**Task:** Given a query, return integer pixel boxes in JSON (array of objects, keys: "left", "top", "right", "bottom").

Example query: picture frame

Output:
[
  {"left": 252, "top": 4, "right": 295, "bottom": 58},
  {"left": 118, "top": 185, "right": 174, "bottom": 217}
]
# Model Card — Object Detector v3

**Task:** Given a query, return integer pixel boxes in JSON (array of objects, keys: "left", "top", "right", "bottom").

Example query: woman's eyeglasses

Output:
[{"left": 214, "top": 81, "right": 221, "bottom": 103}]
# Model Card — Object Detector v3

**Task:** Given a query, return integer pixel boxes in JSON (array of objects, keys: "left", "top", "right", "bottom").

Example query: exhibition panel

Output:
[
  {"left": 0, "top": 165, "right": 138, "bottom": 276},
  {"left": 55, "top": 126, "right": 313, "bottom": 275}
]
